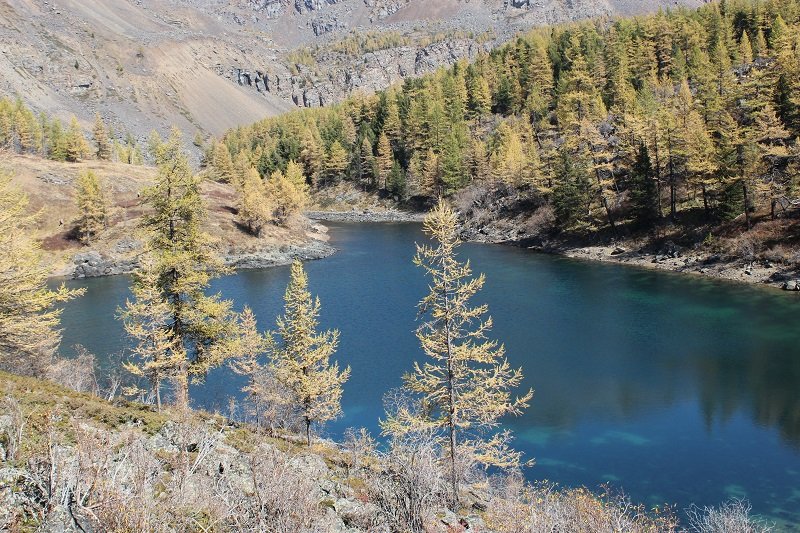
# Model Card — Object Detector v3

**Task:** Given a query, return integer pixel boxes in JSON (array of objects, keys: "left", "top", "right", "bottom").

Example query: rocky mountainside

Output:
[{"left": 0, "top": 0, "right": 701, "bottom": 143}]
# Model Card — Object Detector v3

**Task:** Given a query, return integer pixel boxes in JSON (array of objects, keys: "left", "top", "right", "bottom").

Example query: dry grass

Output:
[{"left": 0, "top": 153, "right": 314, "bottom": 275}]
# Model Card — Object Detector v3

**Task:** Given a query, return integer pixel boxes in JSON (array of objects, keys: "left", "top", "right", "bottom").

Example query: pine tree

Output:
[
  {"left": 439, "top": 130, "right": 467, "bottom": 195},
  {"left": 0, "top": 173, "right": 83, "bottom": 375},
  {"left": 92, "top": 113, "right": 111, "bottom": 160},
  {"left": 387, "top": 160, "right": 406, "bottom": 199},
  {"left": 628, "top": 143, "right": 659, "bottom": 226},
  {"left": 75, "top": 170, "right": 107, "bottom": 244},
  {"left": 123, "top": 128, "right": 239, "bottom": 408},
  {"left": 268, "top": 260, "right": 350, "bottom": 446},
  {"left": 552, "top": 149, "right": 591, "bottom": 227},
  {"left": 382, "top": 200, "right": 532, "bottom": 505},
  {"left": 358, "top": 137, "right": 375, "bottom": 188}
]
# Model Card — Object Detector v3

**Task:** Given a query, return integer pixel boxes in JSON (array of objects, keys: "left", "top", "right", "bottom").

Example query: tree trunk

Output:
[
  {"left": 667, "top": 137, "right": 677, "bottom": 221},
  {"left": 442, "top": 271, "right": 459, "bottom": 507},
  {"left": 174, "top": 368, "right": 189, "bottom": 410},
  {"left": 653, "top": 134, "right": 663, "bottom": 220},
  {"left": 305, "top": 416, "right": 312, "bottom": 447},
  {"left": 701, "top": 182, "right": 710, "bottom": 217},
  {"left": 742, "top": 181, "right": 751, "bottom": 230}
]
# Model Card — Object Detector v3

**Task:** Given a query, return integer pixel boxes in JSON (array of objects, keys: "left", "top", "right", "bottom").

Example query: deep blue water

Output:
[{"left": 57, "top": 222, "right": 800, "bottom": 528}]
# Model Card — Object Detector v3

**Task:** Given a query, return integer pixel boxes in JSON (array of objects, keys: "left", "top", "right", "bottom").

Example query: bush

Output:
[{"left": 685, "top": 499, "right": 773, "bottom": 533}]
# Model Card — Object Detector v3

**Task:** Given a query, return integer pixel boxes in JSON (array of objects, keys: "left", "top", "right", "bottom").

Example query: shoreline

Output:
[
  {"left": 49, "top": 212, "right": 800, "bottom": 293},
  {"left": 306, "top": 209, "right": 426, "bottom": 223},
  {"left": 50, "top": 238, "right": 336, "bottom": 280},
  {"left": 522, "top": 241, "right": 799, "bottom": 292}
]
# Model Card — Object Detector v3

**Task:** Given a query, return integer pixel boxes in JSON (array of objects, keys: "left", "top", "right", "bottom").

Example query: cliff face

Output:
[
  {"left": 0, "top": 0, "right": 702, "bottom": 141},
  {"left": 229, "top": 0, "right": 704, "bottom": 110}
]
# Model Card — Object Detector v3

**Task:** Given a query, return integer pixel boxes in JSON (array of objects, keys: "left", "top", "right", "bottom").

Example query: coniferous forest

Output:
[{"left": 218, "top": 0, "right": 800, "bottom": 235}]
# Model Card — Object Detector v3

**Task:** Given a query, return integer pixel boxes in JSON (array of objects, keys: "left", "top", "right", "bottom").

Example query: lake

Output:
[{"left": 57, "top": 222, "right": 800, "bottom": 528}]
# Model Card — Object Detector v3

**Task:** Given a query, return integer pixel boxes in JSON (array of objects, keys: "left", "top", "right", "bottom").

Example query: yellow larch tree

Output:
[
  {"left": 382, "top": 200, "right": 533, "bottom": 505},
  {"left": 74, "top": 169, "right": 108, "bottom": 245},
  {"left": 121, "top": 128, "right": 240, "bottom": 408},
  {"left": 237, "top": 166, "right": 272, "bottom": 236},
  {"left": 0, "top": 173, "right": 83, "bottom": 375},
  {"left": 268, "top": 260, "right": 350, "bottom": 446},
  {"left": 92, "top": 113, "right": 111, "bottom": 160}
]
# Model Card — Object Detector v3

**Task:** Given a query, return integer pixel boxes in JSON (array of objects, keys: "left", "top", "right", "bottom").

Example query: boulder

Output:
[
  {"left": 782, "top": 280, "right": 800, "bottom": 291},
  {"left": 768, "top": 271, "right": 791, "bottom": 283}
]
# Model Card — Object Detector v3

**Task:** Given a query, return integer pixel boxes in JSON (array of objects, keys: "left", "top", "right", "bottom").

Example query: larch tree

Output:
[
  {"left": 300, "top": 128, "right": 324, "bottom": 186},
  {"left": 65, "top": 116, "right": 89, "bottom": 162},
  {"left": 227, "top": 307, "right": 276, "bottom": 427},
  {"left": 490, "top": 123, "right": 528, "bottom": 186},
  {"left": 467, "top": 70, "right": 491, "bottom": 121},
  {"left": 0, "top": 173, "right": 84, "bottom": 376},
  {"left": 376, "top": 133, "right": 394, "bottom": 190},
  {"left": 265, "top": 165, "right": 307, "bottom": 226},
  {"left": 382, "top": 200, "right": 532, "bottom": 505},
  {"left": 92, "top": 113, "right": 111, "bottom": 160},
  {"left": 210, "top": 139, "right": 235, "bottom": 183},
  {"left": 119, "top": 258, "right": 184, "bottom": 411},
  {"left": 238, "top": 166, "right": 272, "bottom": 236},
  {"left": 268, "top": 260, "right": 350, "bottom": 446},
  {"left": 74, "top": 169, "right": 108, "bottom": 245},
  {"left": 324, "top": 140, "right": 349, "bottom": 185},
  {"left": 122, "top": 128, "right": 240, "bottom": 408}
]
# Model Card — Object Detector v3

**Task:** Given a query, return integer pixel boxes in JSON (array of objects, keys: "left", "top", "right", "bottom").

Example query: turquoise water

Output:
[{"left": 57, "top": 222, "right": 800, "bottom": 527}]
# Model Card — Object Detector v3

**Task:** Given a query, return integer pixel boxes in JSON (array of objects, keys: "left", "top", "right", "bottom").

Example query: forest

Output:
[
  {"left": 217, "top": 0, "right": 800, "bottom": 235},
  {"left": 0, "top": 0, "right": 797, "bottom": 530}
]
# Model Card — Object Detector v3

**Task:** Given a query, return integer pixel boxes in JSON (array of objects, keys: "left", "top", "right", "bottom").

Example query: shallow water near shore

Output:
[{"left": 57, "top": 222, "right": 800, "bottom": 528}]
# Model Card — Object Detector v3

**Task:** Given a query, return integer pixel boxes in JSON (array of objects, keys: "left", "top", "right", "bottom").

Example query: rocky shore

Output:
[
  {"left": 543, "top": 243, "right": 800, "bottom": 291},
  {"left": 306, "top": 209, "right": 426, "bottom": 223},
  {"left": 59, "top": 239, "right": 336, "bottom": 279},
  {"left": 460, "top": 218, "right": 800, "bottom": 292}
]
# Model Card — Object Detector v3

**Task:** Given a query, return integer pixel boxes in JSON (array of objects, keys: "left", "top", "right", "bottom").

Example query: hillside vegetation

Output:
[
  {"left": 218, "top": 0, "right": 800, "bottom": 271},
  {"left": 0, "top": 371, "right": 772, "bottom": 532},
  {"left": 0, "top": 98, "right": 328, "bottom": 277}
]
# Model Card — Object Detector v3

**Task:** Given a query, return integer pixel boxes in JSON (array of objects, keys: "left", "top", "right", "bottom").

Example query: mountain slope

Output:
[{"left": 0, "top": 0, "right": 701, "bottom": 142}]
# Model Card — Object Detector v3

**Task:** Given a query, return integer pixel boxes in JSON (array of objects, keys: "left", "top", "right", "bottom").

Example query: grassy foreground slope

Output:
[{"left": 0, "top": 371, "right": 772, "bottom": 532}]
